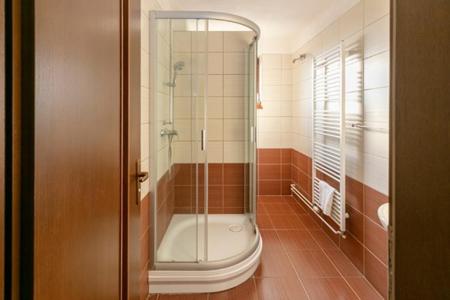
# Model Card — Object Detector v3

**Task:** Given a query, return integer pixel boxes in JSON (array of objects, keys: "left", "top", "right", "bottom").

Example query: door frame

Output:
[{"left": 4, "top": 0, "right": 141, "bottom": 298}]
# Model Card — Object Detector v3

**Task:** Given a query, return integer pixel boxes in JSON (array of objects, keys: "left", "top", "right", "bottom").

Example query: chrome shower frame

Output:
[{"left": 149, "top": 10, "right": 261, "bottom": 271}]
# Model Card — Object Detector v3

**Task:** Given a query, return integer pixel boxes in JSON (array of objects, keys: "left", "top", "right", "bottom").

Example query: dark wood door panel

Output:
[{"left": 35, "top": 0, "right": 122, "bottom": 299}]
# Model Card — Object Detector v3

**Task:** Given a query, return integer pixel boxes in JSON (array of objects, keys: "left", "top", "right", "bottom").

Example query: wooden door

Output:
[
  {"left": 391, "top": 0, "right": 450, "bottom": 299},
  {"left": 0, "top": 0, "right": 4, "bottom": 297},
  {"left": 34, "top": 0, "right": 123, "bottom": 298}
]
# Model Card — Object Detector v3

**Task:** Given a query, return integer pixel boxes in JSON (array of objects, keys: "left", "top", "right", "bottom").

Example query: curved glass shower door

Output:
[
  {"left": 151, "top": 17, "right": 208, "bottom": 263},
  {"left": 150, "top": 12, "right": 259, "bottom": 269}
]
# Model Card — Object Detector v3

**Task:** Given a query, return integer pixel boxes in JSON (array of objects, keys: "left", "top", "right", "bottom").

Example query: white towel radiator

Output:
[{"left": 311, "top": 43, "right": 347, "bottom": 235}]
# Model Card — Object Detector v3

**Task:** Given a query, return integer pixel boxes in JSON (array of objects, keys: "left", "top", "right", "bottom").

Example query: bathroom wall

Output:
[
  {"left": 171, "top": 29, "right": 255, "bottom": 213},
  {"left": 257, "top": 0, "right": 389, "bottom": 297}
]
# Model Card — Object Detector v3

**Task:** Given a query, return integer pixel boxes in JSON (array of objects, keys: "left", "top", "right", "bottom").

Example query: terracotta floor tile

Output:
[
  {"left": 276, "top": 230, "right": 320, "bottom": 251},
  {"left": 285, "top": 199, "right": 308, "bottom": 215},
  {"left": 309, "top": 230, "right": 339, "bottom": 250},
  {"left": 255, "top": 276, "right": 308, "bottom": 300},
  {"left": 296, "top": 214, "right": 321, "bottom": 230},
  {"left": 323, "top": 249, "right": 363, "bottom": 277},
  {"left": 257, "top": 214, "right": 273, "bottom": 229},
  {"left": 345, "top": 277, "right": 384, "bottom": 300},
  {"left": 255, "top": 243, "right": 297, "bottom": 278},
  {"left": 209, "top": 278, "right": 258, "bottom": 300},
  {"left": 287, "top": 250, "right": 340, "bottom": 279},
  {"left": 258, "top": 195, "right": 283, "bottom": 203},
  {"left": 302, "top": 277, "right": 359, "bottom": 300},
  {"left": 269, "top": 214, "right": 306, "bottom": 230},
  {"left": 264, "top": 202, "right": 295, "bottom": 214},
  {"left": 259, "top": 230, "right": 283, "bottom": 250}
]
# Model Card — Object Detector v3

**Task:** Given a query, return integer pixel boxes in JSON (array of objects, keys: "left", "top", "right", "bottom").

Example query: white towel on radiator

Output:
[{"left": 319, "top": 180, "right": 335, "bottom": 216}]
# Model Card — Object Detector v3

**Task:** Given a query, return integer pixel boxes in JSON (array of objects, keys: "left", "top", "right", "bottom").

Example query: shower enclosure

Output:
[{"left": 148, "top": 11, "right": 261, "bottom": 293}]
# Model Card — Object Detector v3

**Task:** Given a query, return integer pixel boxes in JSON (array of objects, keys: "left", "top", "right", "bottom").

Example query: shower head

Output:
[{"left": 174, "top": 61, "right": 185, "bottom": 71}]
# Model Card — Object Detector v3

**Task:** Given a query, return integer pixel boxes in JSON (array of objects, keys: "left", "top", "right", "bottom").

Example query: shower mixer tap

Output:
[{"left": 160, "top": 128, "right": 178, "bottom": 137}]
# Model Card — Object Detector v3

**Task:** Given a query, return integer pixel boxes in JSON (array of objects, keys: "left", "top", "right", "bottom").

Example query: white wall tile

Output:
[
  {"left": 192, "top": 31, "right": 207, "bottom": 52},
  {"left": 207, "top": 97, "right": 223, "bottom": 119},
  {"left": 208, "top": 53, "right": 224, "bottom": 74},
  {"left": 173, "top": 142, "right": 192, "bottom": 163},
  {"left": 191, "top": 53, "right": 206, "bottom": 74},
  {"left": 363, "top": 153, "right": 389, "bottom": 195},
  {"left": 173, "top": 31, "right": 191, "bottom": 52},
  {"left": 339, "top": 1, "right": 364, "bottom": 39},
  {"left": 224, "top": 75, "right": 245, "bottom": 97},
  {"left": 208, "top": 75, "right": 224, "bottom": 97},
  {"left": 174, "top": 119, "right": 192, "bottom": 141},
  {"left": 223, "top": 142, "right": 245, "bottom": 162},
  {"left": 207, "top": 119, "right": 223, "bottom": 141},
  {"left": 224, "top": 32, "right": 252, "bottom": 52},
  {"left": 207, "top": 141, "right": 224, "bottom": 163},
  {"left": 224, "top": 98, "right": 246, "bottom": 118},
  {"left": 207, "top": 32, "right": 223, "bottom": 52},
  {"left": 364, "top": 15, "right": 390, "bottom": 58},
  {"left": 262, "top": 69, "right": 282, "bottom": 85},
  {"left": 224, "top": 53, "right": 246, "bottom": 74},
  {"left": 174, "top": 75, "right": 192, "bottom": 96},
  {"left": 261, "top": 85, "right": 281, "bottom": 101},
  {"left": 224, "top": 119, "right": 245, "bottom": 141},
  {"left": 364, "top": 51, "right": 390, "bottom": 89},
  {"left": 262, "top": 54, "right": 282, "bottom": 70},
  {"left": 174, "top": 97, "right": 192, "bottom": 119},
  {"left": 258, "top": 117, "right": 281, "bottom": 133},
  {"left": 173, "top": 53, "right": 192, "bottom": 74},
  {"left": 364, "top": 0, "right": 390, "bottom": 26}
]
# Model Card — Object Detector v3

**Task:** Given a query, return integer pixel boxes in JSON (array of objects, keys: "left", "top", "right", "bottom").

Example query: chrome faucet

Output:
[{"left": 160, "top": 128, "right": 178, "bottom": 137}]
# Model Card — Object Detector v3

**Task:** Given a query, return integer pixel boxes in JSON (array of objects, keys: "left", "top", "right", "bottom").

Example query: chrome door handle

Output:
[{"left": 201, "top": 129, "right": 206, "bottom": 151}]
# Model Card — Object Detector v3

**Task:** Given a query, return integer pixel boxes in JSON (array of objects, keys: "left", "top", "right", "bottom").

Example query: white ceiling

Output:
[{"left": 159, "top": 0, "right": 359, "bottom": 53}]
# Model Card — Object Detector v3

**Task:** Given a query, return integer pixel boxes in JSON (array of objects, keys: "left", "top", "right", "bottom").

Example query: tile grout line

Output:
[
  {"left": 273, "top": 229, "right": 312, "bottom": 300},
  {"left": 289, "top": 195, "right": 385, "bottom": 299}
]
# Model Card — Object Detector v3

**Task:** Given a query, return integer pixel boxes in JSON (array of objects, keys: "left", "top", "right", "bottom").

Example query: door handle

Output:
[
  {"left": 201, "top": 129, "right": 206, "bottom": 151},
  {"left": 137, "top": 171, "right": 149, "bottom": 183},
  {"left": 136, "top": 160, "right": 149, "bottom": 205}
]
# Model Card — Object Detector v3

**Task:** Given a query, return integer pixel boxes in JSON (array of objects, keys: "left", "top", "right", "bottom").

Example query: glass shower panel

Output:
[
  {"left": 247, "top": 40, "right": 257, "bottom": 225},
  {"left": 154, "top": 18, "right": 208, "bottom": 263},
  {"left": 191, "top": 19, "right": 209, "bottom": 262}
]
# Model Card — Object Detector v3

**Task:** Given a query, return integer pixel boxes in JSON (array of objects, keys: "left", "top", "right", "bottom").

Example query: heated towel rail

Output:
[{"left": 310, "top": 43, "right": 347, "bottom": 236}]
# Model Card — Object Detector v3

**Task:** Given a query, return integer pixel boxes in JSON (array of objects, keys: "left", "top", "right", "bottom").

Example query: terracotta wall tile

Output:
[
  {"left": 259, "top": 164, "right": 281, "bottom": 180},
  {"left": 208, "top": 186, "right": 224, "bottom": 208},
  {"left": 224, "top": 186, "right": 245, "bottom": 207},
  {"left": 258, "top": 180, "right": 281, "bottom": 195},
  {"left": 281, "top": 164, "right": 291, "bottom": 180},
  {"left": 364, "top": 249, "right": 388, "bottom": 298},
  {"left": 364, "top": 217, "right": 388, "bottom": 264},
  {"left": 174, "top": 163, "right": 192, "bottom": 185},
  {"left": 340, "top": 233, "right": 364, "bottom": 273},
  {"left": 224, "top": 163, "right": 244, "bottom": 185},
  {"left": 364, "top": 185, "right": 388, "bottom": 223},
  {"left": 346, "top": 176, "right": 364, "bottom": 212},
  {"left": 281, "top": 148, "right": 292, "bottom": 164},
  {"left": 208, "top": 163, "right": 223, "bottom": 185},
  {"left": 346, "top": 205, "right": 364, "bottom": 243},
  {"left": 174, "top": 186, "right": 192, "bottom": 207},
  {"left": 282, "top": 180, "right": 292, "bottom": 195},
  {"left": 258, "top": 148, "right": 281, "bottom": 164}
]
